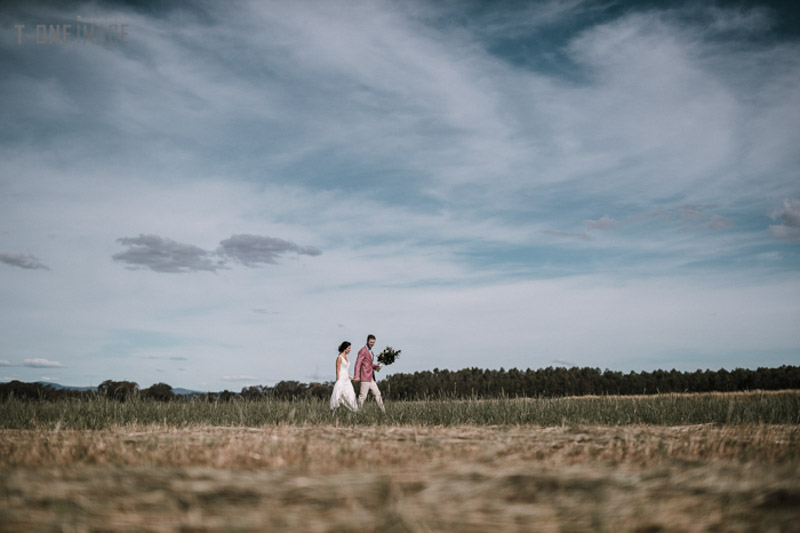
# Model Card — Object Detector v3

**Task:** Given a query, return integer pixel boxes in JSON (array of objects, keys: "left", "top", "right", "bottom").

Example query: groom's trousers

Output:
[{"left": 358, "top": 380, "right": 385, "bottom": 412}]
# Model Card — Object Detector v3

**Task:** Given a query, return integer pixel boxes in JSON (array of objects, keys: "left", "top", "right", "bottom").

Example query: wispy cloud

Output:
[
  {"left": 113, "top": 235, "right": 225, "bottom": 273},
  {"left": 113, "top": 234, "right": 322, "bottom": 273},
  {"left": 583, "top": 216, "right": 619, "bottom": 231},
  {"left": 23, "top": 359, "right": 63, "bottom": 368},
  {"left": 222, "top": 375, "right": 257, "bottom": 382},
  {"left": 218, "top": 234, "right": 321, "bottom": 267},
  {"left": 0, "top": 252, "right": 49, "bottom": 270},
  {"left": 582, "top": 206, "right": 734, "bottom": 236},
  {"left": 0, "top": 360, "right": 11, "bottom": 367},
  {"left": 543, "top": 230, "right": 591, "bottom": 242}
]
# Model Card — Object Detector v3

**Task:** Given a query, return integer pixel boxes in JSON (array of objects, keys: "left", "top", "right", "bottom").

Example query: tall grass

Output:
[{"left": 1, "top": 390, "right": 798, "bottom": 429}]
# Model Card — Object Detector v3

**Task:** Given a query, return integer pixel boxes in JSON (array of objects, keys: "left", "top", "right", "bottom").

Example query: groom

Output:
[{"left": 354, "top": 334, "right": 385, "bottom": 412}]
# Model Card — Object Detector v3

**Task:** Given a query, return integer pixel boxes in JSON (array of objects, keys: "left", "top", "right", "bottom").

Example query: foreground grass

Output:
[
  {"left": 2, "top": 393, "right": 799, "bottom": 531},
  {"left": 2, "top": 390, "right": 799, "bottom": 429},
  {"left": 1, "top": 424, "right": 799, "bottom": 532},
  {"left": 2, "top": 423, "right": 798, "bottom": 469}
]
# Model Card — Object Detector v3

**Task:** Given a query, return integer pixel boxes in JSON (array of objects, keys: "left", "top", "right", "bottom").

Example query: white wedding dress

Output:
[{"left": 330, "top": 355, "right": 358, "bottom": 411}]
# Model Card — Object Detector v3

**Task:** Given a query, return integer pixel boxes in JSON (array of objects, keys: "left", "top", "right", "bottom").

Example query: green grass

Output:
[{"left": 1, "top": 391, "right": 798, "bottom": 429}]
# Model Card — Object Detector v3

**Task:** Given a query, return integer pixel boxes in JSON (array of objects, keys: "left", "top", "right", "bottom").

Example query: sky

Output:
[{"left": 1, "top": 0, "right": 799, "bottom": 392}]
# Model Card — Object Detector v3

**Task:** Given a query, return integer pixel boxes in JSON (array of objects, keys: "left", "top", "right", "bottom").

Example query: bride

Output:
[{"left": 330, "top": 341, "right": 358, "bottom": 411}]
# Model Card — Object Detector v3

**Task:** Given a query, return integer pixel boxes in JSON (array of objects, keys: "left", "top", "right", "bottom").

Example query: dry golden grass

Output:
[
  {"left": 2, "top": 424, "right": 799, "bottom": 532},
  {"left": 1, "top": 424, "right": 798, "bottom": 469}
]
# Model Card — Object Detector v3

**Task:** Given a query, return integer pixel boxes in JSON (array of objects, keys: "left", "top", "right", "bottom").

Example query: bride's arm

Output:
[{"left": 335, "top": 355, "right": 342, "bottom": 381}]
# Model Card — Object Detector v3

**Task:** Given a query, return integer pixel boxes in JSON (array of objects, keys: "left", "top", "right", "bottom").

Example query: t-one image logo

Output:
[{"left": 15, "top": 17, "right": 129, "bottom": 45}]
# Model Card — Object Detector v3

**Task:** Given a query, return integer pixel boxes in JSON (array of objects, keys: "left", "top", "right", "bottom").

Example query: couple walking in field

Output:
[{"left": 330, "top": 334, "right": 385, "bottom": 413}]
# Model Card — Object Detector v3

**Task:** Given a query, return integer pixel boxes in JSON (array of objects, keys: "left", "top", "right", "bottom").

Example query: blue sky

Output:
[{"left": 1, "top": 0, "right": 798, "bottom": 391}]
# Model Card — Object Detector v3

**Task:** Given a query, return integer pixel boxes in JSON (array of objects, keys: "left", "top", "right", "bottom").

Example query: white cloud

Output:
[
  {"left": 23, "top": 359, "right": 64, "bottom": 368},
  {"left": 0, "top": 360, "right": 11, "bottom": 367}
]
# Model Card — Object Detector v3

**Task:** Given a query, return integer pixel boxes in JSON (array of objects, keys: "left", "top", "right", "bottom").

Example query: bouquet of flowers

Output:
[{"left": 377, "top": 346, "right": 401, "bottom": 366}]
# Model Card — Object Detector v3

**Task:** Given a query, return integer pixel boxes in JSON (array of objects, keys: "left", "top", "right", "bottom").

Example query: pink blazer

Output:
[{"left": 354, "top": 346, "right": 378, "bottom": 382}]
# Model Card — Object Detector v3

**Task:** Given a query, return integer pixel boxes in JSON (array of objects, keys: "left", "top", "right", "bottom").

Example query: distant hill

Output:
[
  {"left": 34, "top": 381, "right": 96, "bottom": 392},
  {"left": 173, "top": 388, "right": 206, "bottom": 396}
]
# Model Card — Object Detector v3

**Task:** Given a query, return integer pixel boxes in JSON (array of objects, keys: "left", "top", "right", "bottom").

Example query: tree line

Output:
[
  {"left": 1, "top": 365, "right": 798, "bottom": 402},
  {"left": 379, "top": 365, "right": 800, "bottom": 400}
]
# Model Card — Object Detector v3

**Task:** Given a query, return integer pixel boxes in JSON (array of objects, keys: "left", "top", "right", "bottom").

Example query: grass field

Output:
[
  {"left": 1, "top": 392, "right": 799, "bottom": 532},
  {"left": 2, "top": 390, "right": 799, "bottom": 429}
]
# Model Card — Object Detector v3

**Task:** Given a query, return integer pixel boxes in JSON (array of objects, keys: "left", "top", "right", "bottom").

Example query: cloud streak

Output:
[
  {"left": 113, "top": 234, "right": 322, "bottom": 273},
  {"left": 543, "top": 230, "right": 591, "bottom": 242},
  {"left": 113, "top": 235, "right": 225, "bottom": 273},
  {"left": 218, "top": 234, "right": 322, "bottom": 267},
  {"left": 583, "top": 216, "right": 619, "bottom": 231},
  {"left": 0, "top": 252, "right": 49, "bottom": 270},
  {"left": 23, "top": 359, "right": 63, "bottom": 368},
  {"left": 222, "top": 375, "right": 257, "bottom": 382}
]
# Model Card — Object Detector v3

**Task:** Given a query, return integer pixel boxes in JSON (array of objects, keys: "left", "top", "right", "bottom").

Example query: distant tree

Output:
[
  {"left": 305, "top": 382, "right": 333, "bottom": 400},
  {"left": 141, "top": 382, "right": 174, "bottom": 401},
  {"left": 272, "top": 380, "right": 305, "bottom": 400},
  {"left": 197, "top": 392, "right": 219, "bottom": 402},
  {"left": 0, "top": 380, "right": 46, "bottom": 401},
  {"left": 98, "top": 380, "right": 139, "bottom": 401},
  {"left": 4, "top": 365, "right": 800, "bottom": 405},
  {"left": 240, "top": 385, "right": 267, "bottom": 400},
  {"left": 218, "top": 390, "right": 237, "bottom": 402}
]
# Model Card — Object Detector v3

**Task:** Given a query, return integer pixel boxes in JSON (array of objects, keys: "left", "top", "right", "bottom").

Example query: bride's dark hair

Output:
[{"left": 338, "top": 341, "right": 351, "bottom": 353}]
